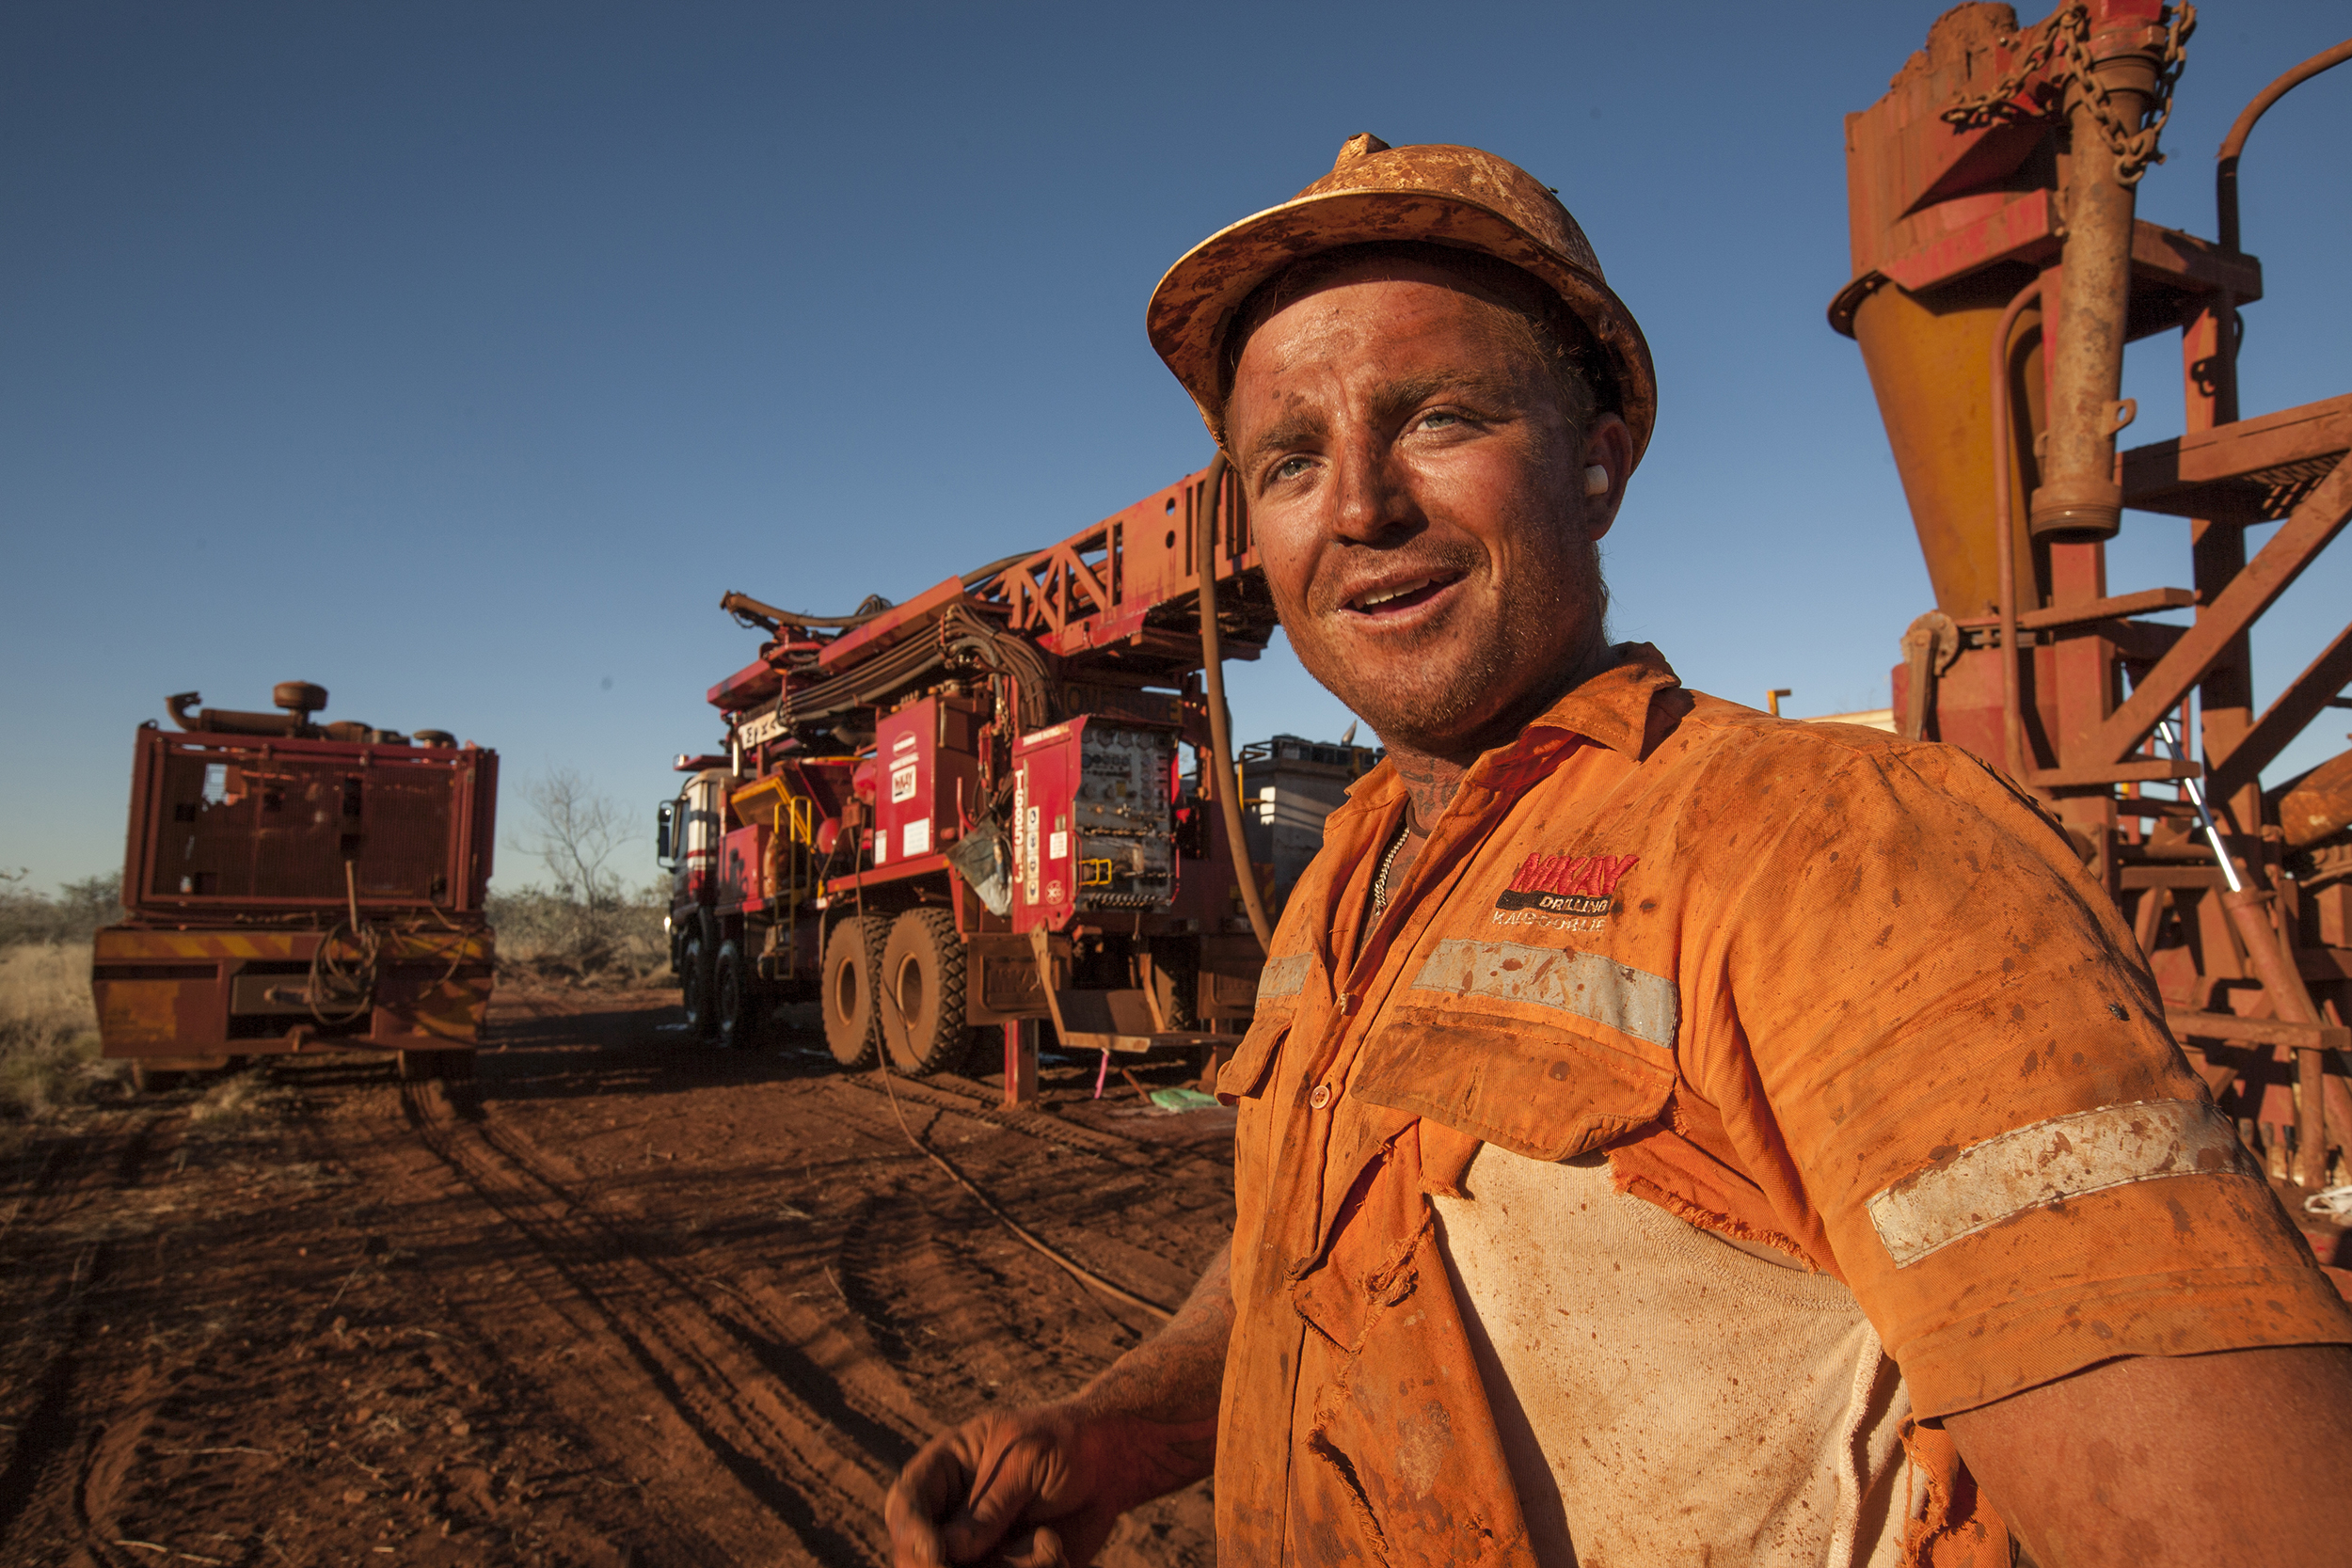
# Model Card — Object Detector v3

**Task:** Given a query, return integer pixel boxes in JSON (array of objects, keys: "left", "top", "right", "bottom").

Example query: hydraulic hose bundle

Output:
[{"left": 1197, "top": 453, "right": 1275, "bottom": 952}]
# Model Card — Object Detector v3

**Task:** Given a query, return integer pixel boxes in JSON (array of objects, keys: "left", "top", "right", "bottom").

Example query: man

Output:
[{"left": 886, "top": 136, "right": 2352, "bottom": 1567}]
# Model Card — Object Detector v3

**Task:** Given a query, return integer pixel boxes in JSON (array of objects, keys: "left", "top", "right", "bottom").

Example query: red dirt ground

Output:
[{"left": 0, "top": 987, "right": 1237, "bottom": 1566}]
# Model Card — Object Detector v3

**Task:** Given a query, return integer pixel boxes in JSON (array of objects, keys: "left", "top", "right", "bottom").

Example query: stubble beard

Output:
[{"left": 1280, "top": 527, "right": 1609, "bottom": 759}]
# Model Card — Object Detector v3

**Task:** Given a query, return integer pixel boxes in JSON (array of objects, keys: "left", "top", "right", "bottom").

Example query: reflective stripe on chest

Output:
[
  {"left": 1257, "top": 954, "right": 1313, "bottom": 1001},
  {"left": 1409, "top": 938, "right": 1678, "bottom": 1050}
]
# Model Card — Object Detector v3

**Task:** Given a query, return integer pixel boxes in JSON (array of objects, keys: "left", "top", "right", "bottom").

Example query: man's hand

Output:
[
  {"left": 1947, "top": 1341, "right": 2352, "bottom": 1567},
  {"left": 886, "top": 1244, "right": 1232, "bottom": 1567},
  {"left": 886, "top": 1401, "right": 1208, "bottom": 1568}
]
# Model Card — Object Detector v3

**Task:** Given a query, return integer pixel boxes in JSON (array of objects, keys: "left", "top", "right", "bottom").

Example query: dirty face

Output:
[{"left": 1226, "top": 258, "right": 1629, "bottom": 758}]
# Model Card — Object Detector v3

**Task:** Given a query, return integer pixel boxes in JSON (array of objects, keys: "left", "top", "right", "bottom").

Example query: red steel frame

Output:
[
  {"left": 1844, "top": 6, "right": 2352, "bottom": 1191},
  {"left": 119, "top": 727, "right": 498, "bottom": 919}
]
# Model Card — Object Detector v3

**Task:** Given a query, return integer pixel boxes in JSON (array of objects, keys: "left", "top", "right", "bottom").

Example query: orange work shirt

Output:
[{"left": 1215, "top": 644, "right": 2352, "bottom": 1567}]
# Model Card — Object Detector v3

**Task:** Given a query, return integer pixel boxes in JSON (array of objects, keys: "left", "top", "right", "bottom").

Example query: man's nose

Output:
[{"left": 1326, "top": 431, "right": 1416, "bottom": 544}]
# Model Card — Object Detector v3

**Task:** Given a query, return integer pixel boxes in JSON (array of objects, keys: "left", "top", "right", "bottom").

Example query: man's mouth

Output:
[{"left": 1344, "top": 572, "right": 1465, "bottom": 617}]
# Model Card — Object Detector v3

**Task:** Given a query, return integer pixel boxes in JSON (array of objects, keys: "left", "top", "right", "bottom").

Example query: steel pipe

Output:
[
  {"left": 1991, "top": 277, "right": 2045, "bottom": 781},
  {"left": 2029, "top": 43, "right": 2161, "bottom": 542},
  {"left": 2217, "top": 38, "right": 2352, "bottom": 253}
]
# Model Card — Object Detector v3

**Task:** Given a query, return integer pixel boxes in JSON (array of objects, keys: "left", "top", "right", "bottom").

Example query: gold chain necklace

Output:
[{"left": 1371, "top": 821, "right": 1410, "bottom": 913}]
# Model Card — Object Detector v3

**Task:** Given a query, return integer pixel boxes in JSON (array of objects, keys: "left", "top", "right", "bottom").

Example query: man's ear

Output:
[{"left": 1581, "top": 414, "right": 1634, "bottom": 541}]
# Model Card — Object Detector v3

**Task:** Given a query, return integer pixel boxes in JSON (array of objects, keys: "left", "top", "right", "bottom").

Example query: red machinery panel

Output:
[
  {"left": 872, "top": 696, "right": 979, "bottom": 868},
  {"left": 1012, "top": 718, "right": 1176, "bottom": 932},
  {"left": 122, "top": 727, "right": 497, "bottom": 917}
]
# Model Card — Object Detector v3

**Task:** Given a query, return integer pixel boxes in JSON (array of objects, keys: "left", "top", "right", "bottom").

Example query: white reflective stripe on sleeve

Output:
[
  {"left": 1867, "top": 1099, "right": 2260, "bottom": 1268},
  {"left": 1408, "top": 938, "right": 1678, "bottom": 1048},
  {"left": 1256, "top": 954, "right": 1312, "bottom": 1000}
]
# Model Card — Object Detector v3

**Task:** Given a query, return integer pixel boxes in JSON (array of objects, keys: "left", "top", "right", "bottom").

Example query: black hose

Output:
[
  {"left": 306, "top": 920, "right": 380, "bottom": 1027},
  {"left": 719, "top": 590, "right": 884, "bottom": 631},
  {"left": 1198, "top": 454, "right": 1273, "bottom": 952},
  {"left": 722, "top": 546, "right": 1044, "bottom": 637}
]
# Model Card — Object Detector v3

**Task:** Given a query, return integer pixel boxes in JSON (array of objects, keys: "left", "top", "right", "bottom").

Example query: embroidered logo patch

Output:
[{"left": 1490, "top": 852, "right": 1639, "bottom": 931}]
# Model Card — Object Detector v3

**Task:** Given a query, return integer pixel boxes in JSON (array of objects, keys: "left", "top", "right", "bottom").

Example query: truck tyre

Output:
[
  {"left": 680, "top": 927, "right": 717, "bottom": 1041},
  {"left": 822, "top": 914, "right": 888, "bottom": 1069},
  {"left": 714, "top": 939, "right": 758, "bottom": 1051},
  {"left": 880, "top": 908, "right": 977, "bottom": 1076}
]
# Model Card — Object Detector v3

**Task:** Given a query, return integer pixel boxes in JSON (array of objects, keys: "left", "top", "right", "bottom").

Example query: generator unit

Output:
[{"left": 93, "top": 683, "right": 497, "bottom": 1088}]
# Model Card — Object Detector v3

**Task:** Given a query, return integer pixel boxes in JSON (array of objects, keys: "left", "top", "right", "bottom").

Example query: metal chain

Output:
[
  {"left": 1370, "top": 822, "right": 1408, "bottom": 913},
  {"left": 2065, "top": 1, "right": 2196, "bottom": 185},
  {"left": 1943, "top": 2, "right": 2196, "bottom": 187},
  {"left": 1944, "top": 5, "right": 2077, "bottom": 128}
]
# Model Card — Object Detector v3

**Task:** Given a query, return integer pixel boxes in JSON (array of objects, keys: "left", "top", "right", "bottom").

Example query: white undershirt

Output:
[{"left": 1430, "top": 1147, "right": 1917, "bottom": 1568}]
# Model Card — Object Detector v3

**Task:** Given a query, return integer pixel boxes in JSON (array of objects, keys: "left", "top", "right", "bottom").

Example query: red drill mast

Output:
[{"left": 1839, "top": 4, "right": 2352, "bottom": 1193}]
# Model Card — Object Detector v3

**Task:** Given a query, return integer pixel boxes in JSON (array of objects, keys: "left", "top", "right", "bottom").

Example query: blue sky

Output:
[{"left": 4, "top": 2, "right": 2346, "bottom": 895}]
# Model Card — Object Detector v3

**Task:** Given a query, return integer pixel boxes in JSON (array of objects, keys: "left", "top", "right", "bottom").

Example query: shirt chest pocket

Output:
[
  {"left": 1349, "top": 1002, "right": 1676, "bottom": 1162},
  {"left": 1216, "top": 950, "right": 1318, "bottom": 1102},
  {"left": 1216, "top": 998, "right": 1295, "bottom": 1102}
]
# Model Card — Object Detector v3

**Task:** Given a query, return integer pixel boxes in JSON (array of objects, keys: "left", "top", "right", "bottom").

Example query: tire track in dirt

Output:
[
  {"left": 4, "top": 990, "right": 1227, "bottom": 1566},
  {"left": 385, "top": 1079, "right": 917, "bottom": 1566},
  {"left": 868, "top": 1069, "right": 1236, "bottom": 1196},
  {"left": 0, "top": 1107, "right": 167, "bottom": 1568},
  {"left": 804, "top": 1093, "right": 1223, "bottom": 1568},
  {"left": 51, "top": 1107, "right": 358, "bottom": 1568},
  {"left": 466, "top": 1099, "right": 936, "bottom": 1466},
  {"left": 826, "top": 1073, "right": 1230, "bottom": 1308}
]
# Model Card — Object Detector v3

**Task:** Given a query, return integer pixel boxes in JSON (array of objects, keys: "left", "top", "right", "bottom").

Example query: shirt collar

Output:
[
  {"left": 1520, "top": 641, "right": 1681, "bottom": 758},
  {"left": 1332, "top": 642, "right": 1682, "bottom": 820}
]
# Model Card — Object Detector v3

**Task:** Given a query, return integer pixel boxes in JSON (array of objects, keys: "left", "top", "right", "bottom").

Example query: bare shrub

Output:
[
  {"left": 0, "top": 942, "right": 122, "bottom": 1117},
  {"left": 519, "top": 768, "right": 628, "bottom": 906},
  {"left": 493, "top": 769, "right": 665, "bottom": 986}
]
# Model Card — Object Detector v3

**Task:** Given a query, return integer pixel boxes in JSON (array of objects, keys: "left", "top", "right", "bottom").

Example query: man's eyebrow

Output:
[
  {"left": 1241, "top": 412, "right": 1326, "bottom": 468},
  {"left": 1367, "top": 368, "right": 1522, "bottom": 425}
]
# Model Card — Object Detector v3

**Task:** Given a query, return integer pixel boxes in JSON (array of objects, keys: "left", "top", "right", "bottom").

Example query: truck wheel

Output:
[
  {"left": 714, "top": 940, "right": 759, "bottom": 1051},
  {"left": 822, "top": 914, "right": 888, "bottom": 1068},
  {"left": 680, "top": 928, "right": 717, "bottom": 1041},
  {"left": 880, "top": 909, "right": 977, "bottom": 1076}
]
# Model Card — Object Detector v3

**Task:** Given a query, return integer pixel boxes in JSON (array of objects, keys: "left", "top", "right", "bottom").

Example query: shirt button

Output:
[{"left": 1310, "top": 1084, "right": 1334, "bottom": 1110}]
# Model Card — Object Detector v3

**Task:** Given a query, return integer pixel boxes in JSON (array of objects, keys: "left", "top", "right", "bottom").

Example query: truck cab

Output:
[{"left": 656, "top": 759, "right": 734, "bottom": 1031}]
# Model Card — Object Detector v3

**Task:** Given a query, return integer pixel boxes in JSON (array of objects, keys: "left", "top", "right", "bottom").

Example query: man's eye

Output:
[
  {"left": 1271, "top": 455, "right": 1313, "bottom": 483},
  {"left": 1417, "top": 410, "right": 1463, "bottom": 431}
]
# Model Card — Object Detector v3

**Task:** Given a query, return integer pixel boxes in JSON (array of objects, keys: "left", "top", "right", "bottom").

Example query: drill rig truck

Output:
[
  {"left": 659, "top": 460, "right": 1335, "bottom": 1084},
  {"left": 1839, "top": 4, "right": 2352, "bottom": 1196}
]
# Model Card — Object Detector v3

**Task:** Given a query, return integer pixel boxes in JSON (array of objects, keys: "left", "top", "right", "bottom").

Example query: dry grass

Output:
[
  {"left": 0, "top": 942, "right": 123, "bottom": 1117},
  {"left": 188, "top": 1069, "right": 293, "bottom": 1131}
]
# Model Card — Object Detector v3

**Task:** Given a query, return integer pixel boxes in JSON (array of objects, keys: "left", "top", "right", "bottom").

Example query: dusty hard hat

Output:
[{"left": 1148, "top": 135, "right": 1656, "bottom": 467}]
